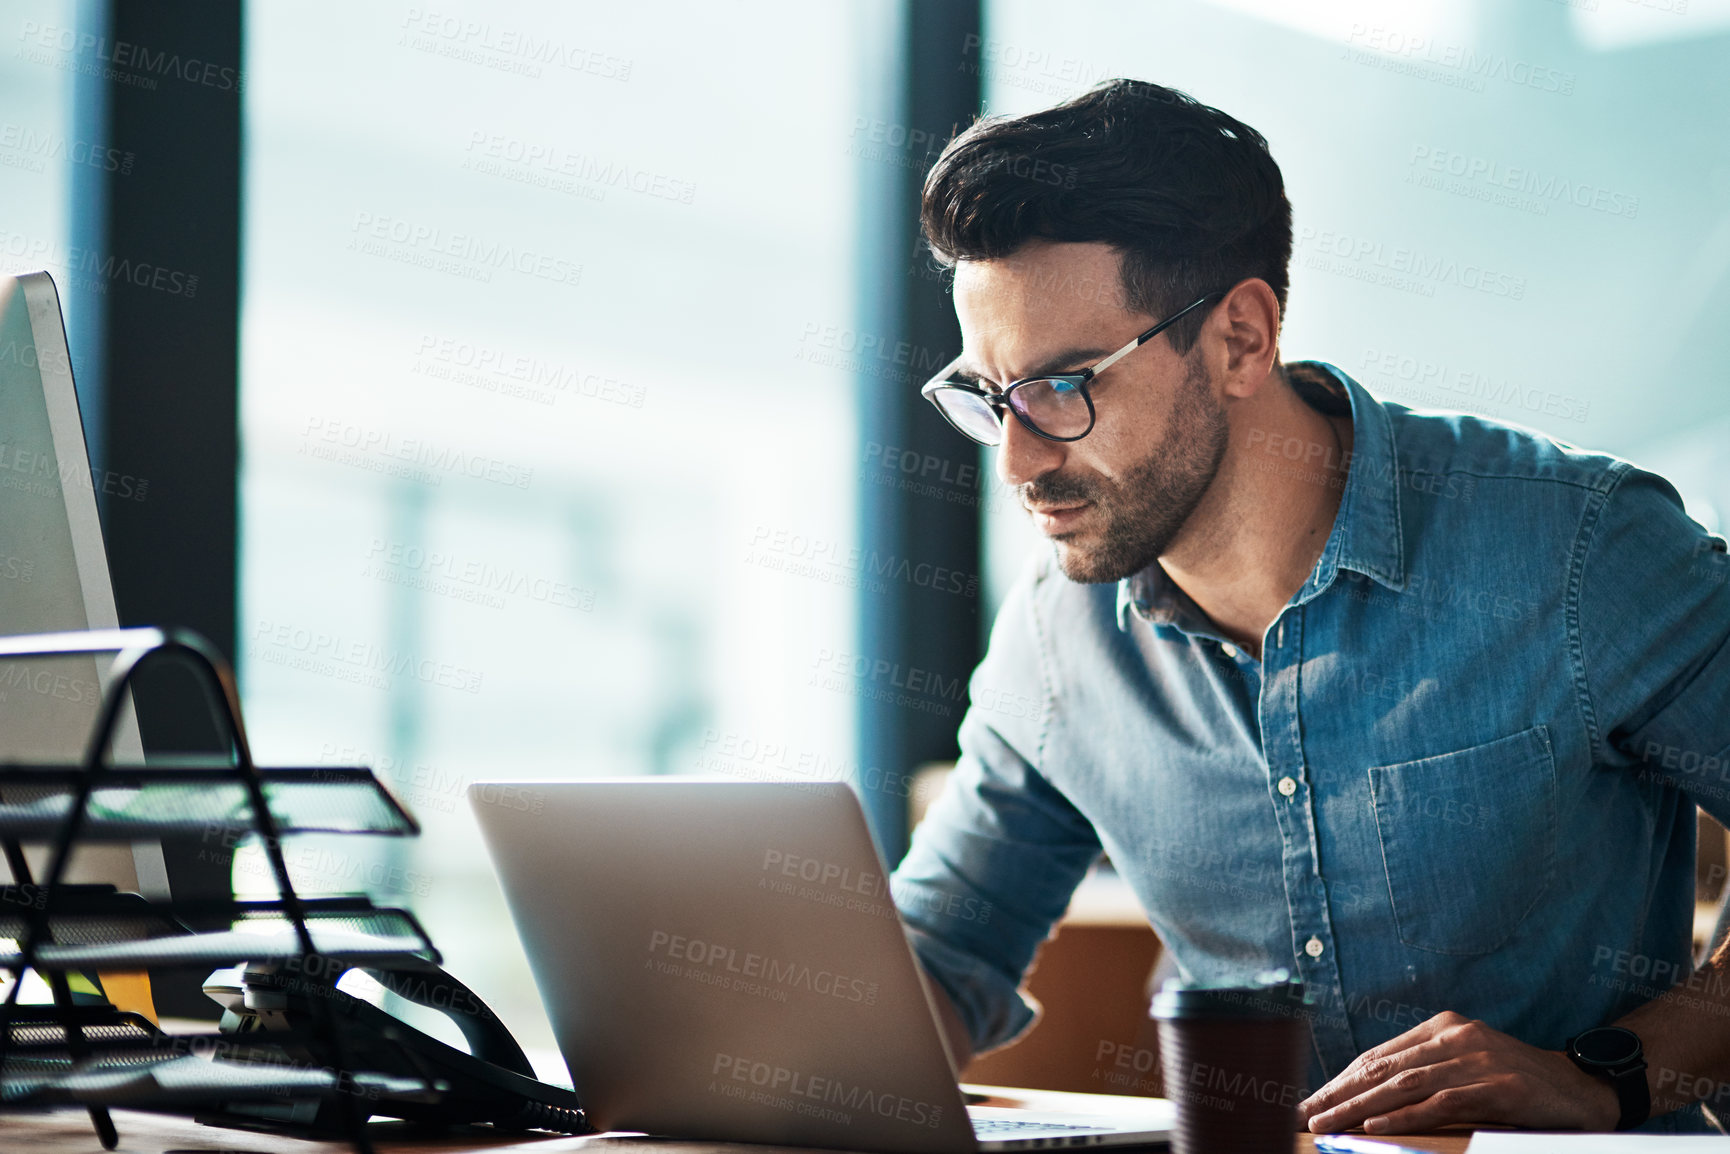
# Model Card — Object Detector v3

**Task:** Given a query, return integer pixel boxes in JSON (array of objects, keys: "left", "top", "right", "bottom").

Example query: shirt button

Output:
[
  {"left": 1304, "top": 937, "right": 1325, "bottom": 958},
  {"left": 1220, "top": 642, "right": 1238, "bottom": 658},
  {"left": 1277, "top": 776, "right": 1297, "bottom": 798}
]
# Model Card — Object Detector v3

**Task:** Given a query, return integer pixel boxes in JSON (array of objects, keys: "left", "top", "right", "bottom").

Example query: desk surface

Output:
[{"left": 5, "top": 1085, "right": 1474, "bottom": 1153}]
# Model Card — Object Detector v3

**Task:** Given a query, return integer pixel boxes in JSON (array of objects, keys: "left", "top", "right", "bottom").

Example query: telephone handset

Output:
[{"left": 204, "top": 953, "right": 589, "bottom": 1136}]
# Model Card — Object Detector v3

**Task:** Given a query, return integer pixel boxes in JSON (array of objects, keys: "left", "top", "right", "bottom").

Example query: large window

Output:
[
  {"left": 0, "top": 4, "right": 81, "bottom": 370},
  {"left": 981, "top": 0, "right": 1730, "bottom": 607},
  {"left": 232, "top": 0, "right": 1730, "bottom": 1060},
  {"left": 240, "top": 3, "right": 865, "bottom": 1054}
]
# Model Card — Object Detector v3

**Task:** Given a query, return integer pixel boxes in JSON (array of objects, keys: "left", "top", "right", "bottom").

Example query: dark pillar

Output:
[
  {"left": 856, "top": 0, "right": 984, "bottom": 863},
  {"left": 70, "top": 0, "right": 243, "bottom": 1017}
]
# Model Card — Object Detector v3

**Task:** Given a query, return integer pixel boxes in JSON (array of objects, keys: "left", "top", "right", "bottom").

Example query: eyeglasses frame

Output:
[{"left": 919, "top": 289, "right": 1229, "bottom": 445}]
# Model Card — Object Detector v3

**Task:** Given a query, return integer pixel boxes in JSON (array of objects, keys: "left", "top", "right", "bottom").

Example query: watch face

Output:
[{"left": 1575, "top": 1026, "right": 1641, "bottom": 1066}]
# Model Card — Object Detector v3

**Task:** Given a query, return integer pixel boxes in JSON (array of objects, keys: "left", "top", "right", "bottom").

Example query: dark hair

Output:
[{"left": 921, "top": 79, "right": 1292, "bottom": 353}]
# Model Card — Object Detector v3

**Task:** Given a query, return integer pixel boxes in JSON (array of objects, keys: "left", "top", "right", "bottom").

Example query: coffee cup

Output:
[{"left": 1150, "top": 973, "right": 1312, "bottom": 1154}]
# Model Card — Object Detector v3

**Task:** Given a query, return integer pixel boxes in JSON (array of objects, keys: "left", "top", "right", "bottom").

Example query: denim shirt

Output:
[{"left": 891, "top": 362, "right": 1730, "bottom": 1126}]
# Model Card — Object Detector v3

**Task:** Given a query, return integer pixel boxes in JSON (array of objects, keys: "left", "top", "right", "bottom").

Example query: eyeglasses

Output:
[{"left": 919, "top": 290, "right": 1227, "bottom": 446}]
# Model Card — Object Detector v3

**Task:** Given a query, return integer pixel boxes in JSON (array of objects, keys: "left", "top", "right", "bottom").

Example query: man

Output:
[{"left": 889, "top": 78, "right": 1730, "bottom": 1136}]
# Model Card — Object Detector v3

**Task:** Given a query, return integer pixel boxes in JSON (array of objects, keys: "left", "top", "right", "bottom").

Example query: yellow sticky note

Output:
[{"left": 96, "top": 971, "right": 158, "bottom": 1025}]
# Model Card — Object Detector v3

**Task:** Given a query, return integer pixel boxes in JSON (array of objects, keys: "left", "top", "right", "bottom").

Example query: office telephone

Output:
[{"left": 203, "top": 950, "right": 590, "bottom": 1136}]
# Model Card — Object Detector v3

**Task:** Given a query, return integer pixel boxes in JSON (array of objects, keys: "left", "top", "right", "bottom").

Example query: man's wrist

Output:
[
  {"left": 1565, "top": 1027, "right": 1651, "bottom": 1130},
  {"left": 1559, "top": 1053, "right": 1625, "bottom": 1131}
]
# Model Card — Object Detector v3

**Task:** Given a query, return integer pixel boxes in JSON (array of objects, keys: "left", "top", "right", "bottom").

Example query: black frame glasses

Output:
[{"left": 919, "top": 290, "right": 1227, "bottom": 446}]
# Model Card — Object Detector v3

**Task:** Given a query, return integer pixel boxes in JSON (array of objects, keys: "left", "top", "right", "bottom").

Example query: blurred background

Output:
[{"left": 0, "top": 0, "right": 1726, "bottom": 1056}]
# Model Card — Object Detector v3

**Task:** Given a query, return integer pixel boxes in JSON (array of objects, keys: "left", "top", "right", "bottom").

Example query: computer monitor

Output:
[{"left": 0, "top": 270, "right": 166, "bottom": 895}]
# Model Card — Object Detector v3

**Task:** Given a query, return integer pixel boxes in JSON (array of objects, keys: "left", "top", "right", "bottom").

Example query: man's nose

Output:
[{"left": 997, "top": 411, "right": 1064, "bottom": 489}]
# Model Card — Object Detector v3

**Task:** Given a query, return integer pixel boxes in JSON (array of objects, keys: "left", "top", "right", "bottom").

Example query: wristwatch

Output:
[{"left": 1566, "top": 1026, "right": 1649, "bottom": 1131}]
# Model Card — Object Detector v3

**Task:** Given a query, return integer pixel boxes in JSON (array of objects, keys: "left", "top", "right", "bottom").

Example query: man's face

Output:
[{"left": 952, "top": 240, "right": 1228, "bottom": 584}]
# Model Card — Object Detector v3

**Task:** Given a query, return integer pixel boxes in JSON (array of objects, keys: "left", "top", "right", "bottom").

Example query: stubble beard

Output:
[{"left": 1023, "top": 355, "right": 1229, "bottom": 585}]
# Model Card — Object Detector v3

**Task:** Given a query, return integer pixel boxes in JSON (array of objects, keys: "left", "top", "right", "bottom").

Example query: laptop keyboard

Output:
[{"left": 972, "top": 1118, "right": 1109, "bottom": 1136}]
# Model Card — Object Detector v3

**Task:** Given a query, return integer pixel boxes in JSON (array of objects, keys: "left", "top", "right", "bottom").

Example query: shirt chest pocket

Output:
[{"left": 1367, "top": 725, "right": 1558, "bottom": 956}]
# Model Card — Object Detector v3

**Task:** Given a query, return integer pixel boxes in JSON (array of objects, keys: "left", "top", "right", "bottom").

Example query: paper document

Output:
[{"left": 1467, "top": 1134, "right": 1730, "bottom": 1151}]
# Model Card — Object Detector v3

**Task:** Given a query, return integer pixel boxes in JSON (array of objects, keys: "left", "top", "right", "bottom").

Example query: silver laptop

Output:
[{"left": 469, "top": 778, "right": 1173, "bottom": 1152}]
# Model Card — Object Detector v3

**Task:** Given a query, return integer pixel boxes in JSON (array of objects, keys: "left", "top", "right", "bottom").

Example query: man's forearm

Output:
[
  {"left": 927, "top": 977, "right": 976, "bottom": 1073},
  {"left": 1616, "top": 945, "right": 1730, "bottom": 1118},
  {"left": 1296, "top": 942, "right": 1730, "bottom": 1133}
]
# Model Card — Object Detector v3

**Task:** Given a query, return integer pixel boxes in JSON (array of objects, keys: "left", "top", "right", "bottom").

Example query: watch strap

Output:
[
  {"left": 1608, "top": 1058, "right": 1650, "bottom": 1131},
  {"left": 1567, "top": 1030, "right": 1649, "bottom": 1131}
]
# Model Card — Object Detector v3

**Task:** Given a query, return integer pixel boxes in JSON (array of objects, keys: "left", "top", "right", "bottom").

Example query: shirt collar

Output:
[
  {"left": 1115, "top": 361, "right": 1406, "bottom": 632},
  {"left": 1308, "top": 361, "right": 1407, "bottom": 596}
]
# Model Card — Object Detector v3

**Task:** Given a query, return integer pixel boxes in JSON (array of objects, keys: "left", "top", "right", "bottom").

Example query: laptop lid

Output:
[{"left": 469, "top": 778, "right": 978, "bottom": 1154}]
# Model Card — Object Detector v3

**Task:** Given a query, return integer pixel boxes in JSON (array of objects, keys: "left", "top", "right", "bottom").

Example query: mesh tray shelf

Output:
[
  {"left": 0, "top": 629, "right": 454, "bottom": 1152},
  {"left": 4, "top": 1053, "right": 438, "bottom": 1109},
  {"left": 0, "top": 926, "right": 440, "bottom": 972},
  {"left": 0, "top": 890, "right": 434, "bottom": 951},
  {"left": 0, "top": 765, "right": 418, "bottom": 838},
  {"left": 0, "top": 892, "right": 440, "bottom": 971}
]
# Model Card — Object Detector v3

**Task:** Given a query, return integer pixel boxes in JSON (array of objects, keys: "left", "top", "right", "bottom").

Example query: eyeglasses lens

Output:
[
  {"left": 934, "top": 388, "right": 1005, "bottom": 446},
  {"left": 1009, "top": 379, "right": 1091, "bottom": 439}
]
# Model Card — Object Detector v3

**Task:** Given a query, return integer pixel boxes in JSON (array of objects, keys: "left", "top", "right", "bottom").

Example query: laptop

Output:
[{"left": 469, "top": 778, "right": 1173, "bottom": 1152}]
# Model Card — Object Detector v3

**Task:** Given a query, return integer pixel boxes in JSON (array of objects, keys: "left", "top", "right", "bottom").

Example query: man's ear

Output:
[{"left": 1210, "top": 279, "right": 1281, "bottom": 399}]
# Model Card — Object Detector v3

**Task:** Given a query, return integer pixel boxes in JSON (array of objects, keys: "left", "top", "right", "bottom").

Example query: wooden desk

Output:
[{"left": 5, "top": 1085, "right": 1474, "bottom": 1153}]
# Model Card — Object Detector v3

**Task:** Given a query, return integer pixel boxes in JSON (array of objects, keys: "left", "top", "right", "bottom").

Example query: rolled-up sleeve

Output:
[
  {"left": 1576, "top": 465, "right": 1730, "bottom": 822},
  {"left": 891, "top": 565, "right": 1103, "bottom": 1053}
]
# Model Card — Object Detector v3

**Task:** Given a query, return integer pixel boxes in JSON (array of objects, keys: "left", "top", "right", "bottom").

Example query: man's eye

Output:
[{"left": 1052, "top": 379, "right": 1080, "bottom": 395}]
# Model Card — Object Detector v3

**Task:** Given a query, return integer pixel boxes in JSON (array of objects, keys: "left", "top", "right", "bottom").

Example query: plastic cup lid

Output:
[{"left": 1149, "top": 969, "right": 1313, "bottom": 1021}]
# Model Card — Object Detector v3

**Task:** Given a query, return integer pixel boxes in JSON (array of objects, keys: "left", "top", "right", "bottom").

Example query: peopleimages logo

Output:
[
  {"left": 761, "top": 849, "right": 889, "bottom": 901},
  {"left": 249, "top": 618, "right": 484, "bottom": 695},
  {"left": 347, "top": 211, "right": 583, "bottom": 288},
  {"left": 413, "top": 334, "right": 646, "bottom": 409},
  {"left": 793, "top": 322, "right": 950, "bottom": 387},
  {"left": 805, "top": 647, "right": 969, "bottom": 721},
  {"left": 397, "top": 9, "right": 633, "bottom": 81},
  {"left": 0, "top": 122, "right": 134, "bottom": 175},
  {"left": 1408, "top": 145, "right": 1639, "bottom": 220},
  {"left": 319, "top": 741, "right": 471, "bottom": 816},
  {"left": 1342, "top": 24, "right": 1575, "bottom": 96},
  {"left": 0, "top": 227, "right": 199, "bottom": 299},
  {"left": 710, "top": 1053, "right": 945, "bottom": 1129},
  {"left": 463, "top": 130, "right": 696, "bottom": 204},
  {"left": 1357, "top": 346, "right": 1591, "bottom": 425},
  {"left": 957, "top": 33, "right": 1109, "bottom": 97},
  {"left": 647, "top": 930, "right": 879, "bottom": 1005},
  {"left": 0, "top": 662, "right": 101, "bottom": 706},
  {"left": 0, "top": 438, "right": 150, "bottom": 503},
  {"left": 300, "top": 417, "right": 534, "bottom": 490},
  {"left": 745, "top": 525, "right": 978, "bottom": 599},
  {"left": 1295, "top": 227, "right": 1526, "bottom": 300},
  {"left": 17, "top": 20, "right": 244, "bottom": 93},
  {"left": 362, "top": 538, "right": 593, "bottom": 612}
]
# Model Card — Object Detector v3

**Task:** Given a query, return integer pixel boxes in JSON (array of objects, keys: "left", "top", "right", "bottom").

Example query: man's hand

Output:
[{"left": 1297, "top": 1011, "right": 1622, "bottom": 1135}]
